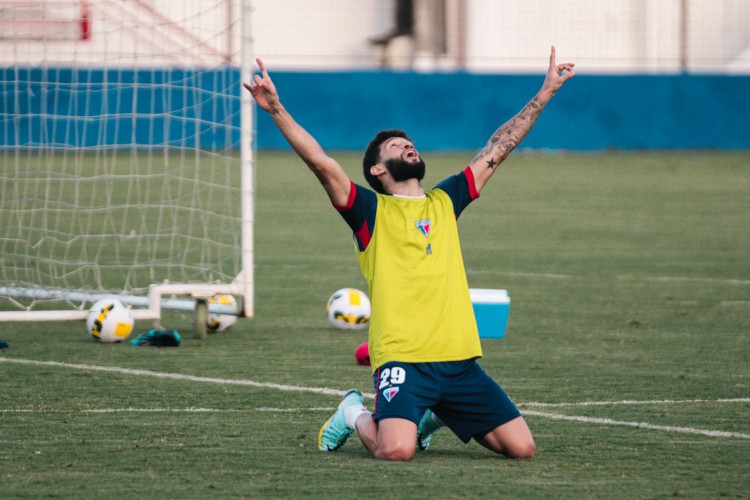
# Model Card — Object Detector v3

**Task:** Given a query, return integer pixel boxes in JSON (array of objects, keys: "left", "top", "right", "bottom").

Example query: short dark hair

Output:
[{"left": 362, "top": 129, "right": 412, "bottom": 194}]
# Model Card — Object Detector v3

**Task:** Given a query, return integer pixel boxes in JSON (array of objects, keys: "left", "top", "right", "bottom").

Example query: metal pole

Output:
[
  {"left": 239, "top": 0, "right": 255, "bottom": 318},
  {"left": 455, "top": 0, "right": 467, "bottom": 69},
  {"left": 679, "top": 0, "right": 688, "bottom": 72}
]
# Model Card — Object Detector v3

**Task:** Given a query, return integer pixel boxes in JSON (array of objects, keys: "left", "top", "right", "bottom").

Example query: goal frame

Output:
[{"left": 0, "top": 0, "right": 255, "bottom": 328}]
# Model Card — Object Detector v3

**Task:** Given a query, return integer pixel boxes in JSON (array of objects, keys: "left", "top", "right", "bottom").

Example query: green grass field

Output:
[{"left": 1, "top": 150, "right": 749, "bottom": 498}]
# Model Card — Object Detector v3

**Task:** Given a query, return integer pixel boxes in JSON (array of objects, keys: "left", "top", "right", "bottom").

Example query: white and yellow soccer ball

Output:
[
  {"left": 86, "top": 298, "right": 135, "bottom": 343},
  {"left": 207, "top": 294, "right": 238, "bottom": 333},
  {"left": 326, "top": 288, "right": 371, "bottom": 330}
]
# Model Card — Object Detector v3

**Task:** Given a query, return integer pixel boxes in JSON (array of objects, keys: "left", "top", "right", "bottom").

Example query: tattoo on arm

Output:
[{"left": 473, "top": 97, "right": 544, "bottom": 170}]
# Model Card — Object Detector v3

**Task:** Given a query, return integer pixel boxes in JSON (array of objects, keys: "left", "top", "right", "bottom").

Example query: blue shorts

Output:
[{"left": 372, "top": 359, "right": 521, "bottom": 443}]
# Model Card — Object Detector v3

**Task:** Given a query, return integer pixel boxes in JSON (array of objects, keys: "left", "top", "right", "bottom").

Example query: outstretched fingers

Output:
[
  {"left": 243, "top": 60, "right": 270, "bottom": 96},
  {"left": 548, "top": 46, "right": 575, "bottom": 81},
  {"left": 256, "top": 57, "right": 268, "bottom": 77},
  {"left": 242, "top": 58, "right": 281, "bottom": 113}
]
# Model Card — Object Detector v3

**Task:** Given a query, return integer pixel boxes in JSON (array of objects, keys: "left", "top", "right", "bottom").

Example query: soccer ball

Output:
[
  {"left": 207, "top": 294, "right": 238, "bottom": 333},
  {"left": 86, "top": 298, "right": 135, "bottom": 343},
  {"left": 326, "top": 288, "right": 371, "bottom": 330}
]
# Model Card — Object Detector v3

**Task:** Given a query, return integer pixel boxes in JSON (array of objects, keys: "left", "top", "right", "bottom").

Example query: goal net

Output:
[{"left": 0, "top": 0, "right": 255, "bottom": 323}]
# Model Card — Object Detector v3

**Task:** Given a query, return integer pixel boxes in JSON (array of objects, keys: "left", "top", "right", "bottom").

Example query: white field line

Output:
[
  {"left": 522, "top": 410, "right": 750, "bottom": 440},
  {"left": 0, "top": 408, "right": 242, "bottom": 413},
  {"left": 0, "top": 407, "right": 336, "bottom": 413},
  {"left": 2, "top": 357, "right": 748, "bottom": 440},
  {"left": 518, "top": 398, "right": 750, "bottom": 408},
  {"left": 471, "top": 270, "right": 573, "bottom": 280},
  {"left": 470, "top": 270, "right": 750, "bottom": 287},
  {"left": 617, "top": 275, "right": 750, "bottom": 286},
  {"left": 0, "top": 357, "right": 353, "bottom": 397}
]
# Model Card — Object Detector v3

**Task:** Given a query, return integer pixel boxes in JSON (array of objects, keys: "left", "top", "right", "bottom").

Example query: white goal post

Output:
[{"left": 0, "top": 0, "right": 255, "bottom": 327}]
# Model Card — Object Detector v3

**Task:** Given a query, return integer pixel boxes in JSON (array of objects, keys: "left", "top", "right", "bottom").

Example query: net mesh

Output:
[{"left": 1, "top": 0, "right": 244, "bottom": 310}]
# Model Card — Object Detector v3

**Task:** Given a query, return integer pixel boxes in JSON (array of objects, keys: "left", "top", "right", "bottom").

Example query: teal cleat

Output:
[
  {"left": 417, "top": 409, "right": 441, "bottom": 451},
  {"left": 318, "top": 389, "right": 364, "bottom": 451}
]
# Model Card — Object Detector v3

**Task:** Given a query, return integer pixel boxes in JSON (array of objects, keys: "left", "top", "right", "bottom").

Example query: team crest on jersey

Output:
[
  {"left": 414, "top": 219, "right": 431, "bottom": 238},
  {"left": 382, "top": 387, "right": 400, "bottom": 402}
]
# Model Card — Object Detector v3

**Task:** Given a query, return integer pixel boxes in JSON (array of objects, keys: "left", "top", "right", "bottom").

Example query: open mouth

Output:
[{"left": 404, "top": 149, "right": 419, "bottom": 160}]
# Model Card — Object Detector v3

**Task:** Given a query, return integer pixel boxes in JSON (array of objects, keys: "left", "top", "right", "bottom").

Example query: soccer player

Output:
[{"left": 244, "top": 47, "right": 575, "bottom": 461}]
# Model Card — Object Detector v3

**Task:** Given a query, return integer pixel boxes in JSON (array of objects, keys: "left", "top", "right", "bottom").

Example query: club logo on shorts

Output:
[
  {"left": 382, "top": 387, "right": 400, "bottom": 402},
  {"left": 414, "top": 219, "right": 431, "bottom": 238}
]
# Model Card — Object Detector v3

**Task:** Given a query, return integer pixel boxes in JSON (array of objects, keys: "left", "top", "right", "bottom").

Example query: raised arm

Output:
[
  {"left": 469, "top": 47, "right": 575, "bottom": 193},
  {"left": 243, "top": 58, "right": 352, "bottom": 206}
]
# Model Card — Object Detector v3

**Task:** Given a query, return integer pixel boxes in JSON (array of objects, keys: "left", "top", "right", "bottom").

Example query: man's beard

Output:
[{"left": 384, "top": 157, "right": 426, "bottom": 183}]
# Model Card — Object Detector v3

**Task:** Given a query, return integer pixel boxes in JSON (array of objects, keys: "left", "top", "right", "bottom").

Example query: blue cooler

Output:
[{"left": 470, "top": 289, "right": 510, "bottom": 339}]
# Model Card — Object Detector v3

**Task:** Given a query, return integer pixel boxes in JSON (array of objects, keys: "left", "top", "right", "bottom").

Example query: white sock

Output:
[{"left": 344, "top": 404, "right": 371, "bottom": 430}]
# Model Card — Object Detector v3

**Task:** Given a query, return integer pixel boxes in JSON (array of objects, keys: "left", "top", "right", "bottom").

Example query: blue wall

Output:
[
  {"left": 1, "top": 67, "right": 240, "bottom": 150},
  {"left": 264, "top": 72, "right": 750, "bottom": 151},
  {"left": 2, "top": 67, "right": 749, "bottom": 151}
]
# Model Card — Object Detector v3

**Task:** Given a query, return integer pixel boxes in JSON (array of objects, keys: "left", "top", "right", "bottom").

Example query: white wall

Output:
[
  {"left": 249, "top": 0, "right": 387, "bottom": 69},
  {"left": 0, "top": 0, "right": 747, "bottom": 73},
  {"left": 464, "top": 0, "right": 683, "bottom": 72}
]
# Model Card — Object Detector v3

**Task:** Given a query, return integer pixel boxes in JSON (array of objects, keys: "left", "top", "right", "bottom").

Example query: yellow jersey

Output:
[{"left": 336, "top": 169, "right": 482, "bottom": 371}]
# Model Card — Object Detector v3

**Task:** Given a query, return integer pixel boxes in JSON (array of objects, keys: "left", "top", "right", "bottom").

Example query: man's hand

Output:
[
  {"left": 468, "top": 46, "right": 575, "bottom": 193},
  {"left": 243, "top": 58, "right": 280, "bottom": 114},
  {"left": 539, "top": 46, "right": 576, "bottom": 100},
  {"left": 240, "top": 57, "right": 352, "bottom": 206}
]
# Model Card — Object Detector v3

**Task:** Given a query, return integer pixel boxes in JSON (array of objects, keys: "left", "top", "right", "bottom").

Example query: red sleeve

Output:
[
  {"left": 332, "top": 181, "right": 357, "bottom": 211},
  {"left": 331, "top": 182, "right": 378, "bottom": 252},
  {"left": 463, "top": 166, "right": 480, "bottom": 201}
]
